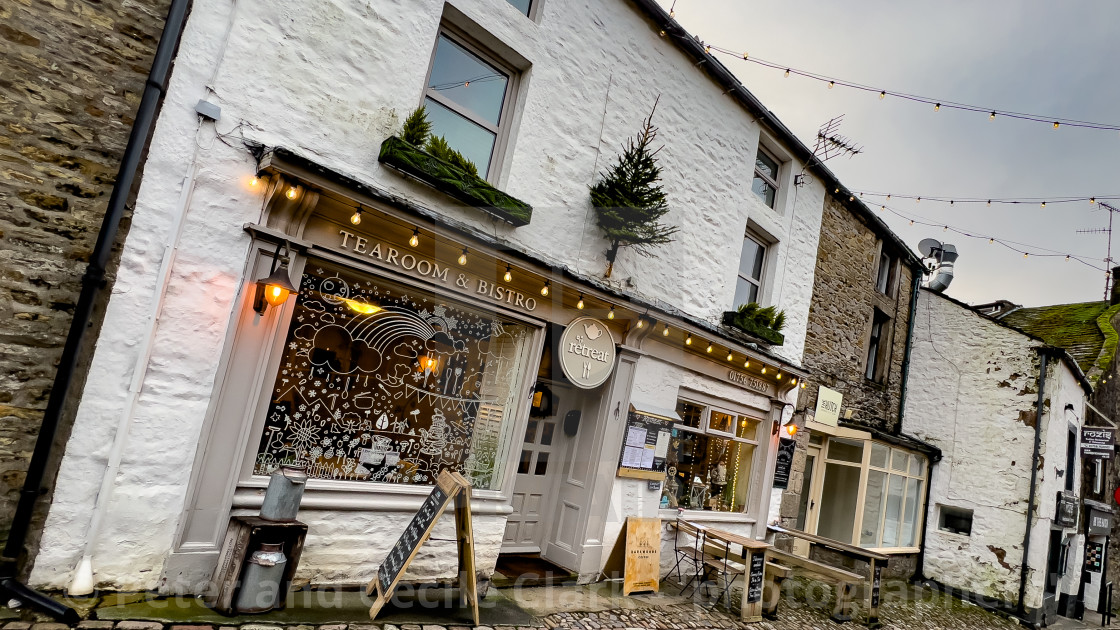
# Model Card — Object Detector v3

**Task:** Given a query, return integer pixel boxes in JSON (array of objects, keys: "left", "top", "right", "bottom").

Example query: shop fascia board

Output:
[
  {"left": 253, "top": 147, "right": 809, "bottom": 383},
  {"left": 806, "top": 420, "right": 870, "bottom": 441}
]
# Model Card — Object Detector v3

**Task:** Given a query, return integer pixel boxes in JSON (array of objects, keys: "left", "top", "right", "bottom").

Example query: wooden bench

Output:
[
  {"left": 761, "top": 561, "right": 793, "bottom": 619},
  {"left": 767, "top": 547, "right": 863, "bottom": 622}
]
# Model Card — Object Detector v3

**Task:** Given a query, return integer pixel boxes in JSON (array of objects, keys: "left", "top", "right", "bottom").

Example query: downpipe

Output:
[
  {"left": 0, "top": 0, "right": 192, "bottom": 619},
  {"left": 1018, "top": 350, "right": 1049, "bottom": 618}
]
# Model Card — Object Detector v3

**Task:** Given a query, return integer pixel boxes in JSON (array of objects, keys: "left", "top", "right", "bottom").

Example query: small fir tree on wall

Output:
[{"left": 590, "top": 99, "right": 678, "bottom": 278}]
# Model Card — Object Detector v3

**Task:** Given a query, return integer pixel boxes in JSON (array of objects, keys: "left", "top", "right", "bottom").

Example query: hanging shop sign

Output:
[
  {"left": 1089, "top": 509, "right": 1113, "bottom": 536},
  {"left": 558, "top": 316, "right": 617, "bottom": 389},
  {"left": 1086, "top": 541, "right": 1105, "bottom": 572},
  {"left": 1081, "top": 426, "right": 1116, "bottom": 459},
  {"left": 814, "top": 385, "right": 843, "bottom": 427},
  {"left": 1056, "top": 491, "right": 1079, "bottom": 528},
  {"left": 772, "top": 437, "right": 797, "bottom": 490}
]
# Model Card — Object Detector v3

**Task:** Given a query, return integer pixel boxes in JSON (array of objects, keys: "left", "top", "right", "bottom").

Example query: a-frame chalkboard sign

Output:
[{"left": 367, "top": 470, "right": 479, "bottom": 626}]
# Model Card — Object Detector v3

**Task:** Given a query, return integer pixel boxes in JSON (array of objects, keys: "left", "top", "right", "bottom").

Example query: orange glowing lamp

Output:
[
  {"left": 784, "top": 423, "right": 798, "bottom": 439},
  {"left": 253, "top": 242, "right": 298, "bottom": 314}
]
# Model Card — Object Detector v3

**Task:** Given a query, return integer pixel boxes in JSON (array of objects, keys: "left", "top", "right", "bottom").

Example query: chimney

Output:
[{"left": 1111, "top": 266, "right": 1120, "bottom": 305}]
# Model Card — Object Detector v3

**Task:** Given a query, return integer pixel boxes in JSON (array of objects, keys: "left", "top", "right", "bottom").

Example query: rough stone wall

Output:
[
  {"left": 28, "top": 0, "right": 825, "bottom": 591},
  {"left": 0, "top": 0, "right": 170, "bottom": 547},
  {"left": 795, "top": 195, "right": 915, "bottom": 433},
  {"left": 903, "top": 289, "right": 1086, "bottom": 613}
]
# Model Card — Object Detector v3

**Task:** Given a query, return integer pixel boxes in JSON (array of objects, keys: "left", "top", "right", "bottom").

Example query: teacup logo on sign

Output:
[{"left": 559, "top": 316, "right": 617, "bottom": 389}]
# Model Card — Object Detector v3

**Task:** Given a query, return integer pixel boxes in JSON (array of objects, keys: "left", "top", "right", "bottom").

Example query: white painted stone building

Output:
[
  {"left": 24, "top": 0, "right": 848, "bottom": 597},
  {"left": 903, "top": 289, "right": 1093, "bottom": 625}
]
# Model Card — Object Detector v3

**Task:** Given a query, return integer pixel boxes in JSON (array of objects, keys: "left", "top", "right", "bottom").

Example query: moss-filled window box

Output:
[
  {"left": 378, "top": 136, "right": 532, "bottom": 226},
  {"left": 721, "top": 311, "right": 785, "bottom": 346}
]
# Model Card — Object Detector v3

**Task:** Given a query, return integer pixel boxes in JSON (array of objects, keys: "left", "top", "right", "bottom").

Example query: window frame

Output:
[
  {"left": 664, "top": 396, "right": 765, "bottom": 518},
  {"left": 420, "top": 26, "right": 520, "bottom": 182},
  {"left": 808, "top": 434, "right": 929, "bottom": 553},
  {"left": 734, "top": 231, "right": 768, "bottom": 309},
  {"left": 751, "top": 146, "right": 781, "bottom": 209},
  {"left": 865, "top": 309, "right": 891, "bottom": 383}
]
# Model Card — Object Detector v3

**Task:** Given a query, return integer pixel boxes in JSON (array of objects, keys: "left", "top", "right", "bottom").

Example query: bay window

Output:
[{"left": 661, "top": 399, "right": 761, "bottom": 513}]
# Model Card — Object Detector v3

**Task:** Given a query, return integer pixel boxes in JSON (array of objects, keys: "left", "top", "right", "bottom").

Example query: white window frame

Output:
[
  {"left": 808, "top": 435, "right": 929, "bottom": 554},
  {"left": 734, "top": 231, "right": 768, "bottom": 308},
  {"left": 752, "top": 146, "right": 781, "bottom": 209},
  {"left": 421, "top": 26, "right": 519, "bottom": 182}
]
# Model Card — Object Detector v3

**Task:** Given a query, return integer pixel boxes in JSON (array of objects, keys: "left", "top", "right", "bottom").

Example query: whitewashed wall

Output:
[
  {"left": 30, "top": 0, "right": 822, "bottom": 591},
  {"left": 903, "top": 290, "right": 1086, "bottom": 612}
]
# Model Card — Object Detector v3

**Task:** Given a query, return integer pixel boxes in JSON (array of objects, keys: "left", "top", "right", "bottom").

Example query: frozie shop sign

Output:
[{"left": 338, "top": 230, "right": 538, "bottom": 311}]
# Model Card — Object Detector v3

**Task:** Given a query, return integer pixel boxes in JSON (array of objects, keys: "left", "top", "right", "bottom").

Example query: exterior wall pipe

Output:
[
  {"left": 1019, "top": 349, "right": 1050, "bottom": 616},
  {"left": 0, "top": 0, "right": 192, "bottom": 619},
  {"left": 899, "top": 269, "right": 927, "bottom": 578}
]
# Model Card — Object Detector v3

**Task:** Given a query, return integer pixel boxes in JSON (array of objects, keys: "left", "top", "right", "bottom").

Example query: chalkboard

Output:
[
  {"left": 870, "top": 564, "right": 883, "bottom": 607},
  {"left": 368, "top": 470, "right": 478, "bottom": 625},
  {"left": 773, "top": 437, "right": 796, "bottom": 490},
  {"left": 617, "top": 411, "right": 673, "bottom": 480},
  {"left": 746, "top": 552, "right": 765, "bottom": 603}
]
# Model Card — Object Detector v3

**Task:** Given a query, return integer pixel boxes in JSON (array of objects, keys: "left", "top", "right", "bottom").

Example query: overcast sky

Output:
[{"left": 660, "top": 0, "right": 1120, "bottom": 307}]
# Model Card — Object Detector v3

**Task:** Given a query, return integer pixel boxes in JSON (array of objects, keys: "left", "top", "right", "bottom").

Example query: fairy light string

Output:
[{"left": 851, "top": 191, "right": 1119, "bottom": 207}]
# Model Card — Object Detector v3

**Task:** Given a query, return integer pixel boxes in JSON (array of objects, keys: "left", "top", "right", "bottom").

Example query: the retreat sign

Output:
[
  {"left": 338, "top": 229, "right": 539, "bottom": 312},
  {"left": 559, "top": 316, "right": 616, "bottom": 389}
]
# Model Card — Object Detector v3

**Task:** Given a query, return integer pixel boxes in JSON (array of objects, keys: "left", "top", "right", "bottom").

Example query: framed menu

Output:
[{"left": 617, "top": 409, "right": 674, "bottom": 481}]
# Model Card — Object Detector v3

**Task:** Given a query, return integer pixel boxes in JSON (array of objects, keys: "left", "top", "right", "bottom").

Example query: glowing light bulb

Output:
[
  {"left": 916, "top": 197, "right": 921, "bottom": 203},
  {"left": 576, "top": 294, "right": 585, "bottom": 309},
  {"left": 705, "top": 45, "right": 711, "bottom": 54},
  {"left": 791, "top": 378, "right": 797, "bottom": 386},
  {"left": 503, "top": 264, "right": 512, "bottom": 283},
  {"left": 776, "top": 372, "right": 782, "bottom": 380},
  {"left": 990, "top": 111, "right": 996, "bottom": 121},
  {"left": 784, "top": 68, "right": 790, "bottom": 78},
  {"left": 989, "top": 238, "right": 994, "bottom": 244},
  {"left": 409, "top": 229, "right": 420, "bottom": 248},
  {"left": 879, "top": 91, "right": 885, "bottom": 100},
  {"left": 801, "top": 382, "right": 806, "bottom": 389},
  {"left": 1040, "top": 202, "right": 1046, "bottom": 208},
  {"left": 1053, "top": 122, "right": 1060, "bottom": 129},
  {"left": 607, "top": 306, "right": 615, "bottom": 320},
  {"left": 286, "top": 187, "right": 297, "bottom": 199},
  {"left": 909, "top": 220, "right": 914, "bottom": 226},
  {"left": 706, "top": 343, "right": 713, "bottom": 354},
  {"left": 886, "top": 194, "right": 891, "bottom": 200},
  {"left": 744, "top": 360, "right": 750, "bottom": 368},
  {"left": 1066, "top": 255, "right": 1071, "bottom": 261},
  {"left": 1091, "top": 197, "right": 1097, "bottom": 204},
  {"left": 659, "top": 30, "right": 666, "bottom": 36},
  {"left": 541, "top": 281, "right": 550, "bottom": 296},
  {"left": 1024, "top": 252, "right": 1029, "bottom": 258},
  {"left": 987, "top": 200, "right": 992, "bottom": 206},
  {"left": 726, "top": 352, "right": 733, "bottom": 361},
  {"left": 669, "top": 9, "right": 675, "bottom": 16},
  {"left": 761, "top": 366, "right": 767, "bottom": 374},
  {"left": 458, "top": 248, "right": 468, "bottom": 265},
  {"left": 250, "top": 176, "right": 259, "bottom": 187},
  {"left": 685, "top": 334, "right": 692, "bottom": 346},
  {"left": 636, "top": 318, "right": 645, "bottom": 329},
  {"left": 934, "top": 103, "right": 940, "bottom": 111},
  {"left": 880, "top": 205, "right": 885, "bottom": 211},
  {"left": 662, "top": 325, "right": 670, "bottom": 336},
  {"left": 742, "top": 52, "right": 748, "bottom": 60},
  {"left": 827, "top": 81, "right": 835, "bottom": 89},
  {"left": 350, "top": 209, "right": 362, "bottom": 225}
]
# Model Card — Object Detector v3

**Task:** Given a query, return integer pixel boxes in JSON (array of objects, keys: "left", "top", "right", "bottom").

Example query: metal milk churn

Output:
[
  {"left": 234, "top": 542, "right": 287, "bottom": 613},
  {"left": 259, "top": 464, "right": 307, "bottom": 521}
]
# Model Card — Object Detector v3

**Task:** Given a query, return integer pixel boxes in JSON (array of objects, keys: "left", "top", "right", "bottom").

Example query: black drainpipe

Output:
[
  {"left": 898, "top": 269, "right": 932, "bottom": 580},
  {"left": 0, "top": 0, "right": 192, "bottom": 620},
  {"left": 1018, "top": 349, "right": 1050, "bottom": 617}
]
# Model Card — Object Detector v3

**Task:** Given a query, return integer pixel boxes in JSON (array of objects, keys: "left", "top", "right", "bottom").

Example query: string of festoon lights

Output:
[
  {"left": 330, "top": 189, "right": 807, "bottom": 389},
  {"left": 657, "top": 23, "right": 1120, "bottom": 133},
  {"left": 849, "top": 191, "right": 1120, "bottom": 208}
]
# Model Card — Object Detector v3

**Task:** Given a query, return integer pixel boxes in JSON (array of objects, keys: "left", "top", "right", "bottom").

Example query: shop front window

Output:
[
  {"left": 253, "top": 262, "right": 535, "bottom": 490},
  {"left": 662, "top": 400, "right": 760, "bottom": 512}
]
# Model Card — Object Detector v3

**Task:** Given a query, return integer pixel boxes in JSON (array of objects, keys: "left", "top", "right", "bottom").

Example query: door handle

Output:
[{"left": 810, "top": 500, "right": 815, "bottom": 510}]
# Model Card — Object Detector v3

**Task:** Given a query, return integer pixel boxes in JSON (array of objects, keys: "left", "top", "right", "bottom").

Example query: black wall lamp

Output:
[{"left": 253, "top": 241, "right": 298, "bottom": 315}]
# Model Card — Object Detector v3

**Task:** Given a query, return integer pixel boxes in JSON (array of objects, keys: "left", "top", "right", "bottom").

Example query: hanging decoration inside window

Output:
[{"left": 255, "top": 263, "right": 533, "bottom": 490}]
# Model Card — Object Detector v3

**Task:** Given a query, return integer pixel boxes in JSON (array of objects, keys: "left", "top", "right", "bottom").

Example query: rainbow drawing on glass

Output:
[{"left": 255, "top": 264, "right": 532, "bottom": 490}]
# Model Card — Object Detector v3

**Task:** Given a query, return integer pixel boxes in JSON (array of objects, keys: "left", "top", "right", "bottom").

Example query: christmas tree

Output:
[{"left": 590, "top": 100, "right": 678, "bottom": 277}]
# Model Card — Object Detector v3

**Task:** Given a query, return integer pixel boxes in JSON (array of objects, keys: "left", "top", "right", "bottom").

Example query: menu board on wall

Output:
[{"left": 617, "top": 409, "right": 674, "bottom": 481}]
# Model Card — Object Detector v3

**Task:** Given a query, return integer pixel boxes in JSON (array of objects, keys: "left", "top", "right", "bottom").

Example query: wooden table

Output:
[
  {"left": 768, "top": 525, "right": 887, "bottom": 627},
  {"left": 705, "top": 527, "right": 771, "bottom": 623}
]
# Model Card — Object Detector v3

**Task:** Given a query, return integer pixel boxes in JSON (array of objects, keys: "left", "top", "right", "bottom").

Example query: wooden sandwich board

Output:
[
  {"left": 367, "top": 470, "right": 479, "bottom": 626},
  {"left": 601, "top": 516, "right": 661, "bottom": 595}
]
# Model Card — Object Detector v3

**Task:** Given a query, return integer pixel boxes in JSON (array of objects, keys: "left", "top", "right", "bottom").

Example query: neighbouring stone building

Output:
[
  {"left": 774, "top": 191, "right": 938, "bottom": 578},
  {"left": 0, "top": 0, "right": 170, "bottom": 553},
  {"left": 18, "top": 0, "right": 883, "bottom": 598},
  {"left": 904, "top": 288, "right": 1093, "bottom": 626}
]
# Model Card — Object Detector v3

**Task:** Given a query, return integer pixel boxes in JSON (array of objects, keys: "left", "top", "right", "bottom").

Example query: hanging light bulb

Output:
[
  {"left": 1091, "top": 197, "right": 1097, "bottom": 204},
  {"left": 880, "top": 205, "right": 885, "bottom": 211},
  {"left": 705, "top": 44, "right": 711, "bottom": 54},
  {"left": 801, "top": 382, "right": 806, "bottom": 389},
  {"left": 541, "top": 280, "right": 550, "bottom": 296},
  {"left": 608, "top": 306, "right": 616, "bottom": 320},
  {"left": 989, "top": 238, "right": 995, "bottom": 244},
  {"left": 659, "top": 30, "right": 666, "bottom": 36},
  {"left": 669, "top": 8, "right": 675, "bottom": 16},
  {"left": 286, "top": 187, "right": 297, "bottom": 200},
  {"left": 726, "top": 351, "right": 733, "bottom": 361},
  {"left": 409, "top": 229, "right": 420, "bottom": 248},
  {"left": 742, "top": 52, "right": 748, "bottom": 60},
  {"left": 784, "top": 68, "right": 790, "bottom": 77},
  {"left": 943, "top": 225, "right": 948, "bottom": 232},
  {"left": 1066, "top": 255, "right": 1071, "bottom": 261},
  {"left": 791, "top": 378, "right": 797, "bottom": 386},
  {"left": 706, "top": 342, "right": 713, "bottom": 354},
  {"left": 987, "top": 200, "right": 992, "bottom": 206},
  {"left": 636, "top": 318, "right": 645, "bottom": 329},
  {"left": 458, "top": 248, "right": 468, "bottom": 265},
  {"left": 916, "top": 197, "right": 921, "bottom": 203},
  {"left": 1024, "top": 252, "right": 1029, "bottom": 258},
  {"left": 950, "top": 200, "right": 954, "bottom": 206},
  {"left": 250, "top": 176, "right": 260, "bottom": 187},
  {"left": 1053, "top": 122, "right": 1060, "bottom": 129},
  {"left": 761, "top": 366, "right": 767, "bottom": 374},
  {"left": 576, "top": 294, "right": 585, "bottom": 309},
  {"left": 503, "top": 264, "right": 513, "bottom": 283},
  {"left": 879, "top": 91, "right": 886, "bottom": 100},
  {"left": 662, "top": 324, "right": 670, "bottom": 337},
  {"left": 350, "top": 208, "right": 362, "bottom": 225},
  {"left": 776, "top": 372, "right": 782, "bottom": 380},
  {"left": 886, "top": 194, "right": 891, "bottom": 200},
  {"left": 685, "top": 333, "right": 693, "bottom": 346},
  {"left": 909, "top": 220, "right": 914, "bottom": 226},
  {"left": 934, "top": 103, "right": 941, "bottom": 111},
  {"left": 990, "top": 111, "right": 996, "bottom": 121},
  {"left": 827, "top": 81, "right": 835, "bottom": 89},
  {"left": 849, "top": 195, "right": 855, "bottom": 202},
  {"left": 743, "top": 359, "right": 750, "bottom": 368}
]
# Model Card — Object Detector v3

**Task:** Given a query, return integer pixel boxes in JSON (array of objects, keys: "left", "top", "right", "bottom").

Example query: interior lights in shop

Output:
[
  {"left": 541, "top": 280, "right": 550, "bottom": 296},
  {"left": 409, "top": 229, "right": 420, "bottom": 248},
  {"left": 458, "top": 248, "right": 468, "bottom": 265},
  {"left": 350, "top": 208, "right": 362, "bottom": 225},
  {"left": 577, "top": 294, "right": 585, "bottom": 310},
  {"left": 503, "top": 264, "right": 513, "bottom": 283}
]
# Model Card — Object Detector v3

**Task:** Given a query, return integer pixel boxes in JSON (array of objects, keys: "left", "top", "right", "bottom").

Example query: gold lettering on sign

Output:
[
  {"left": 338, "top": 230, "right": 532, "bottom": 310},
  {"left": 728, "top": 369, "right": 769, "bottom": 393}
]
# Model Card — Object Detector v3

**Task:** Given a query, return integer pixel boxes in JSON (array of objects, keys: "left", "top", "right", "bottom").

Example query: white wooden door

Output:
[
  {"left": 794, "top": 444, "right": 823, "bottom": 557},
  {"left": 503, "top": 412, "right": 562, "bottom": 553}
]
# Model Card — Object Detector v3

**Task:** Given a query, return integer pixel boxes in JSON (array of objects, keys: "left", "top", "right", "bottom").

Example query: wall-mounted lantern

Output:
[{"left": 254, "top": 241, "right": 298, "bottom": 315}]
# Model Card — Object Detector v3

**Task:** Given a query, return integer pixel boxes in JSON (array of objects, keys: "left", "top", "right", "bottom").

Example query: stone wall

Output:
[{"left": 0, "top": 0, "right": 170, "bottom": 550}]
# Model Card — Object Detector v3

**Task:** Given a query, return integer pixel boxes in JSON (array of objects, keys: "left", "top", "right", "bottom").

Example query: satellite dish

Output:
[{"left": 918, "top": 238, "right": 943, "bottom": 258}]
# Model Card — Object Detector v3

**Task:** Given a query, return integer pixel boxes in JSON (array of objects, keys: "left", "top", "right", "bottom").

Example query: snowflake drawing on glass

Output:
[{"left": 255, "top": 263, "right": 531, "bottom": 489}]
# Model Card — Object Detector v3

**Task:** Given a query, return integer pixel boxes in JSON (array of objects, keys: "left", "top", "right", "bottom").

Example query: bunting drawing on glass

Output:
[{"left": 256, "top": 264, "right": 532, "bottom": 490}]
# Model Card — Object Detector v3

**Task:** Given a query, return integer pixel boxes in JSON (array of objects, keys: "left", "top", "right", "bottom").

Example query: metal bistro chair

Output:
[
  {"left": 667, "top": 518, "right": 707, "bottom": 593},
  {"left": 700, "top": 534, "right": 745, "bottom": 611}
]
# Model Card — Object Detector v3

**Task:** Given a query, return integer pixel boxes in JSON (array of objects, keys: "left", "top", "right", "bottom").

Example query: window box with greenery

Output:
[
  {"left": 721, "top": 302, "right": 785, "bottom": 346},
  {"left": 378, "top": 107, "right": 532, "bottom": 227}
]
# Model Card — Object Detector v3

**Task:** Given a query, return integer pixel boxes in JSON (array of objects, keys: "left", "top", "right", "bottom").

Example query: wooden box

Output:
[{"left": 206, "top": 516, "right": 308, "bottom": 615}]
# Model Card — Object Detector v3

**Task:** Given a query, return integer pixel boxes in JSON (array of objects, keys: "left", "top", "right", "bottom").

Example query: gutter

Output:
[
  {"left": 0, "top": 0, "right": 192, "bottom": 620},
  {"left": 1018, "top": 349, "right": 1050, "bottom": 617}
]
